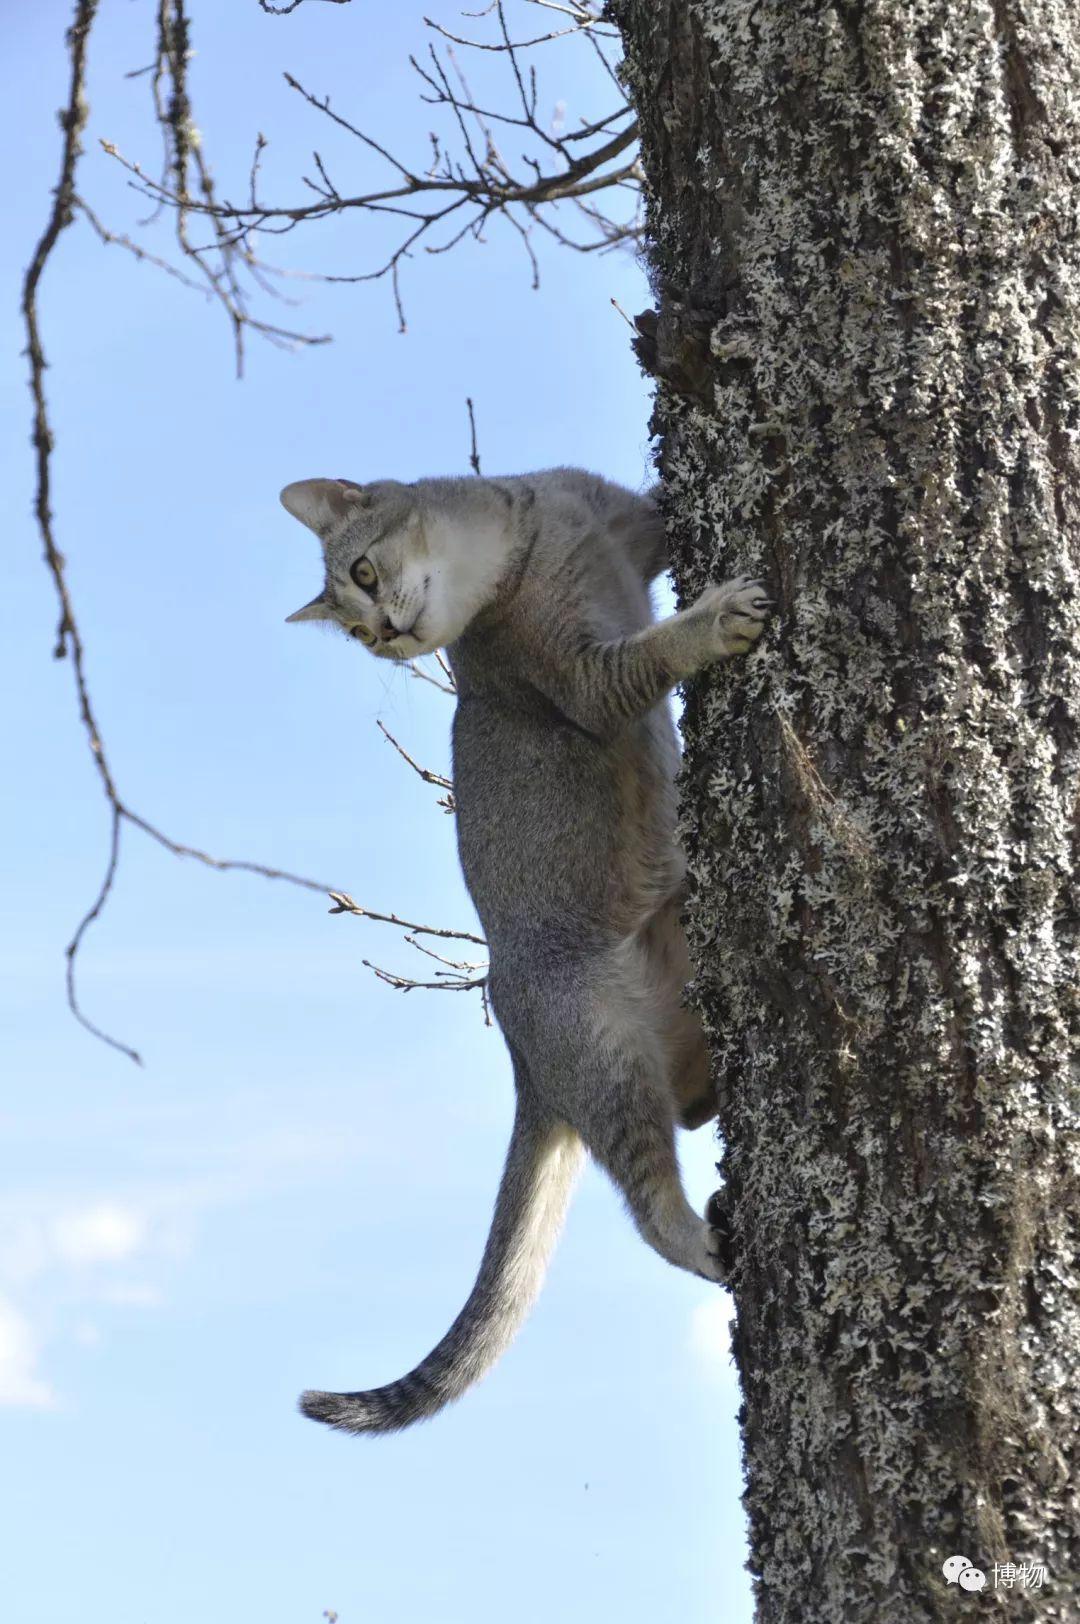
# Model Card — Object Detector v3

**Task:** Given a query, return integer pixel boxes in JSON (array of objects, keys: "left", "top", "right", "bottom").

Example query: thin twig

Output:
[
  {"left": 359, "top": 917, "right": 494, "bottom": 1023},
  {"left": 362, "top": 961, "right": 489, "bottom": 996},
  {"left": 424, "top": 14, "right": 614, "bottom": 52},
  {"left": 258, "top": 0, "right": 351, "bottom": 14},
  {"left": 466, "top": 396, "right": 483, "bottom": 475},
  {"left": 327, "top": 892, "right": 485, "bottom": 948},
  {"left": 403, "top": 934, "right": 486, "bottom": 974},
  {"left": 432, "top": 648, "right": 456, "bottom": 687},
  {"left": 375, "top": 719, "right": 454, "bottom": 792},
  {"left": 407, "top": 658, "right": 456, "bottom": 696},
  {"left": 76, "top": 196, "right": 209, "bottom": 294}
]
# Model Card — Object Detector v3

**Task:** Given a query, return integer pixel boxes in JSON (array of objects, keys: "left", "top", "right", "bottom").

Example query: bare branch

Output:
[
  {"left": 258, "top": 0, "right": 352, "bottom": 14},
  {"left": 525, "top": 0, "right": 607, "bottom": 20},
  {"left": 375, "top": 934, "right": 492, "bottom": 1017},
  {"left": 466, "top": 396, "right": 482, "bottom": 475},
  {"left": 360, "top": 954, "right": 487, "bottom": 993},
  {"left": 109, "top": 111, "right": 640, "bottom": 219},
  {"left": 75, "top": 196, "right": 209, "bottom": 294},
  {"left": 403, "top": 934, "right": 486, "bottom": 974},
  {"left": 22, "top": 1, "right": 346, "bottom": 1061},
  {"left": 107, "top": 2, "right": 332, "bottom": 374},
  {"left": 432, "top": 648, "right": 456, "bottom": 687},
  {"left": 407, "top": 657, "right": 456, "bottom": 696},
  {"left": 357, "top": 908, "right": 495, "bottom": 1021},
  {"left": 97, "top": 1, "right": 640, "bottom": 331},
  {"left": 119, "top": 810, "right": 339, "bottom": 889},
  {"left": 375, "top": 721, "right": 455, "bottom": 809},
  {"left": 327, "top": 893, "right": 486, "bottom": 948},
  {"left": 284, "top": 71, "right": 420, "bottom": 183},
  {"left": 362, "top": 961, "right": 489, "bottom": 996},
  {"left": 424, "top": 13, "right": 617, "bottom": 52},
  {"left": 65, "top": 808, "right": 138, "bottom": 1063},
  {"left": 23, "top": 0, "right": 101, "bottom": 668}
]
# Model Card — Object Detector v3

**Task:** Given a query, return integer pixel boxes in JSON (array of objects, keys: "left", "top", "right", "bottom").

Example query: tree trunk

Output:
[{"left": 611, "top": 2, "right": 1080, "bottom": 1618}]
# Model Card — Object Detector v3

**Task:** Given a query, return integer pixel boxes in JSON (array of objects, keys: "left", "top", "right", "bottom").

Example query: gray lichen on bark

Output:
[{"left": 611, "top": 2, "right": 1080, "bottom": 1619}]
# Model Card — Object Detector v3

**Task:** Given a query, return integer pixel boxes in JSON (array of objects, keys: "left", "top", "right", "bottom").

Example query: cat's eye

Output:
[
  {"left": 351, "top": 557, "right": 377, "bottom": 592},
  {"left": 350, "top": 624, "right": 376, "bottom": 646}
]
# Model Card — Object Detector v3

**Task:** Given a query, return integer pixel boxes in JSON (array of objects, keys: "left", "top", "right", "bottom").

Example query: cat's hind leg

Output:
[
  {"left": 507, "top": 952, "right": 725, "bottom": 1283},
  {"left": 587, "top": 1066, "right": 725, "bottom": 1282},
  {"left": 637, "top": 893, "right": 717, "bottom": 1130}
]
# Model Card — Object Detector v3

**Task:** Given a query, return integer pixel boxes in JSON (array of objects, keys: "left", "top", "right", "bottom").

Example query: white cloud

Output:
[
  {"left": 688, "top": 1292, "right": 739, "bottom": 1384},
  {"left": 0, "top": 1202, "right": 149, "bottom": 1283},
  {"left": 51, "top": 1204, "right": 145, "bottom": 1267},
  {"left": 0, "top": 1119, "right": 372, "bottom": 1410},
  {"left": 0, "top": 1201, "right": 155, "bottom": 1409},
  {"left": 0, "top": 1294, "right": 55, "bottom": 1409}
]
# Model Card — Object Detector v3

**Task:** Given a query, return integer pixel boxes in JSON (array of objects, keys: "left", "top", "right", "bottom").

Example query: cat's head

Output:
[{"left": 281, "top": 476, "right": 511, "bottom": 659}]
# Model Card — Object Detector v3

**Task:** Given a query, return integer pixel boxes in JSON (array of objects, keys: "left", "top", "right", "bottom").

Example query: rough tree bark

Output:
[{"left": 611, "top": 3, "right": 1080, "bottom": 1619}]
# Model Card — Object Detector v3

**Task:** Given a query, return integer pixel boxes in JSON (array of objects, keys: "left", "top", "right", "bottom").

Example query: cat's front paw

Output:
[
  {"left": 700, "top": 1220, "right": 729, "bottom": 1283},
  {"left": 705, "top": 1189, "right": 736, "bottom": 1279},
  {"left": 692, "top": 577, "right": 771, "bottom": 661}
]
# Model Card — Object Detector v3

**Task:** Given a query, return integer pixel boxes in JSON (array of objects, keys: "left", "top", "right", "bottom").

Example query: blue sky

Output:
[{"left": 3, "top": 6, "right": 751, "bottom": 1620}]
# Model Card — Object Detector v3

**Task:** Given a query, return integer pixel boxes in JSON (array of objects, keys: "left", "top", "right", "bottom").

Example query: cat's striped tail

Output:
[{"left": 298, "top": 1099, "right": 584, "bottom": 1435}]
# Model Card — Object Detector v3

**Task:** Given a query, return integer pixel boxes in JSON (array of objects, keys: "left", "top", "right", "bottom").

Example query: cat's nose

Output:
[{"left": 380, "top": 611, "right": 418, "bottom": 642}]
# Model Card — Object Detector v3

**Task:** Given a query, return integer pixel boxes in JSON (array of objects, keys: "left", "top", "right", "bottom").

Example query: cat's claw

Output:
[
  {"left": 704, "top": 1189, "right": 736, "bottom": 1279},
  {"left": 692, "top": 576, "right": 772, "bottom": 660}
]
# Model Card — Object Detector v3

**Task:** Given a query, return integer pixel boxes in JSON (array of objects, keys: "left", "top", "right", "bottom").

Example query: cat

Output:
[{"left": 281, "top": 469, "right": 769, "bottom": 1433}]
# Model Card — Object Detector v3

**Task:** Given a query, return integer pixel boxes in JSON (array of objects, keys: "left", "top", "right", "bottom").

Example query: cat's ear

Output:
[
  {"left": 280, "top": 478, "right": 364, "bottom": 540},
  {"left": 285, "top": 594, "right": 336, "bottom": 624}
]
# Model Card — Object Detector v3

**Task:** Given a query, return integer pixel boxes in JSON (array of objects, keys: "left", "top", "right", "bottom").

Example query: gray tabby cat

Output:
[{"left": 281, "top": 468, "right": 769, "bottom": 1434}]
